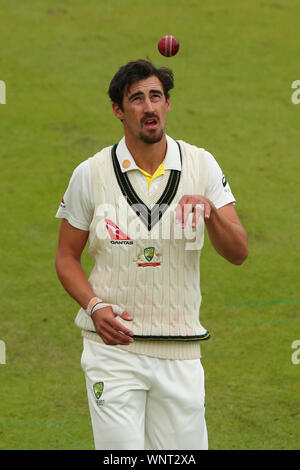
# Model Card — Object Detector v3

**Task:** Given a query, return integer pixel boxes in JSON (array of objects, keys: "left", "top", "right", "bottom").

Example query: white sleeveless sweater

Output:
[{"left": 75, "top": 140, "right": 210, "bottom": 359}]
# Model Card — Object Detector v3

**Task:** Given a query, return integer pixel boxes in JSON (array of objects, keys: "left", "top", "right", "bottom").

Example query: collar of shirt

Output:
[{"left": 116, "top": 135, "right": 182, "bottom": 173}]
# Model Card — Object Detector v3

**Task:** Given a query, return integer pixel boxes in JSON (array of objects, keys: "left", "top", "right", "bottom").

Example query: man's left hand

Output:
[{"left": 175, "top": 195, "right": 216, "bottom": 228}]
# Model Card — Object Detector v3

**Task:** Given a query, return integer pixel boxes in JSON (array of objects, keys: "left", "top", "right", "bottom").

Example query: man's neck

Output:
[{"left": 124, "top": 134, "right": 167, "bottom": 175}]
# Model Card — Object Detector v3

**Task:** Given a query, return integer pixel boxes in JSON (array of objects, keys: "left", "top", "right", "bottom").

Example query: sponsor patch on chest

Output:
[
  {"left": 105, "top": 219, "right": 134, "bottom": 245},
  {"left": 135, "top": 246, "right": 162, "bottom": 267}
]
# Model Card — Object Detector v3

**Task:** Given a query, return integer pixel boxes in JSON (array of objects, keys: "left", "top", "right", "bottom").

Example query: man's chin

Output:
[{"left": 139, "top": 129, "right": 164, "bottom": 144}]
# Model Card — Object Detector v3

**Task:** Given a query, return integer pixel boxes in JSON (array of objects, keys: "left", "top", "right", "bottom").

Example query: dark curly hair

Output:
[{"left": 108, "top": 59, "right": 174, "bottom": 110}]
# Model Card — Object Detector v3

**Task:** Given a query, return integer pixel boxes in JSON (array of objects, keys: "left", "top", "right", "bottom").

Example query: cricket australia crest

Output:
[
  {"left": 135, "top": 246, "right": 162, "bottom": 267},
  {"left": 93, "top": 381, "right": 104, "bottom": 399},
  {"left": 144, "top": 247, "right": 155, "bottom": 262},
  {"left": 93, "top": 382, "right": 105, "bottom": 406}
]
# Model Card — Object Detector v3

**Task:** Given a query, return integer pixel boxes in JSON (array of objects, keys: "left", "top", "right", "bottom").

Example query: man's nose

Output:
[{"left": 143, "top": 97, "right": 154, "bottom": 113}]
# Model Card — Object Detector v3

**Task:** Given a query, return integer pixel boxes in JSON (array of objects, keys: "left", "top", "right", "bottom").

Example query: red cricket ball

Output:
[{"left": 158, "top": 35, "right": 180, "bottom": 57}]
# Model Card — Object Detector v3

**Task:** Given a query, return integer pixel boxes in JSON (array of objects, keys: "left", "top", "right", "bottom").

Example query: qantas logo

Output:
[{"left": 105, "top": 219, "right": 133, "bottom": 244}]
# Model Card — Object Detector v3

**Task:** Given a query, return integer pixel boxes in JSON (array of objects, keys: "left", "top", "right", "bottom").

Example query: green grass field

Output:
[{"left": 0, "top": 0, "right": 299, "bottom": 450}]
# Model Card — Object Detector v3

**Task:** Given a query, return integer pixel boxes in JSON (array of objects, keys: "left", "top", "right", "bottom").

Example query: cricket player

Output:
[{"left": 55, "top": 59, "right": 248, "bottom": 450}]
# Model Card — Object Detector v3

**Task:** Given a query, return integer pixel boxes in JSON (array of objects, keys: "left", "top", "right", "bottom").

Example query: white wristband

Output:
[
  {"left": 86, "top": 298, "right": 125, "bottom": 318},
  {"left": 93, "top": 303, "right": 125, "bottom": 317},
  {"left": 86, "top": 297, "right": 103, "bottom": 317}
]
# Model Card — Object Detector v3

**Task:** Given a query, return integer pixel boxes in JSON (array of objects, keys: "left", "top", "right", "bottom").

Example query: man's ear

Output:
[
  {"left": 112, "top": 102, "right": 124, "bottom": 121},
  {"left": 166, "top": 97, "right": 171, "bottom": 113}
]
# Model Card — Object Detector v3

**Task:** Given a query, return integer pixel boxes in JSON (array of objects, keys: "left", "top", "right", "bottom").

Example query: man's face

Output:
[{"left": 112, "top": 75, "right": 171, "bottom": 144}]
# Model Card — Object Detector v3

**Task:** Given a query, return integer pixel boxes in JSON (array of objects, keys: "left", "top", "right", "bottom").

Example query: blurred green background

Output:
[{"left": 0, "top": 0, "right": 299, "bottom": 450}]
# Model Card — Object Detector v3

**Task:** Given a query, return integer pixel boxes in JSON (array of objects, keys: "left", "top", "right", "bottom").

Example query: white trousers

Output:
[{"left": 81, "top": 338, "right": 208, "bottom": 450}]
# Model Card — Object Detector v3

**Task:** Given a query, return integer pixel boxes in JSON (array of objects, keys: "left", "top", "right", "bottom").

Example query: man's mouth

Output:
[{"left": 142, "top": 117, "right": 159, "bottom": 129}]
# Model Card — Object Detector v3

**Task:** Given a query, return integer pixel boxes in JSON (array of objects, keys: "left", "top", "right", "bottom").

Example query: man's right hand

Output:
[{"left": 91, "top": 306, "right": 134, "bottom": 345}]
